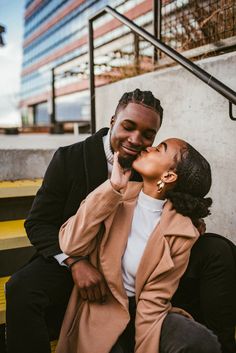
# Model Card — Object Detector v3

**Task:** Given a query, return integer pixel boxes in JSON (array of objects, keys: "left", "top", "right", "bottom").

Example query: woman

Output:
[{"left": 56, "top": 138, "right": 213, "bottom": 353}]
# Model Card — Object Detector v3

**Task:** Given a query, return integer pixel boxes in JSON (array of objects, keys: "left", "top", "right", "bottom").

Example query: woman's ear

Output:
[{"left": 162, "top": 171, "right": 178, "bottom": 184}]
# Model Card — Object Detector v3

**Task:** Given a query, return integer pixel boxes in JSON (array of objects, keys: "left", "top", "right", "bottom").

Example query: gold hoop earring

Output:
[{"left": 157, "top": 180, "right": 165, "bottom": 193}]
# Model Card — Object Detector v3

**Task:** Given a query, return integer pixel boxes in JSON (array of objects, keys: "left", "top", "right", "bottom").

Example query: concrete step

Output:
[
  {"left": 0, "top": 220, "right": 31, "bottom": 250},
  {"left": 0, "top": 179, "right": 42, "bottom": 198}
]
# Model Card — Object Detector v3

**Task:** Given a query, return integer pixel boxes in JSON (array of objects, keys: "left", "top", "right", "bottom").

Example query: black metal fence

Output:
[
  {"left": 49, "top": 0, "right": 236, "bottom": 129},
  {"left": 53, "top": 1, "right": 236, "bottom": 89},
  {"left": 161, "top": 0, "right": 235, "bottom": 51},
  {"left": 91, "top": 0, "right": 236, "bottom": 81},
  {"left": 88, "top": 5, "right": 236, "bottom": 132}
]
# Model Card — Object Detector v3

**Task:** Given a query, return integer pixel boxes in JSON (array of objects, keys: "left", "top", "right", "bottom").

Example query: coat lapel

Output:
[
  {"left": 135, "top": 224, "right": 172, "bottom": 299},
  {"left": 83, "top": 128, "right": 109, "bottom": 194},
  {"left": 135, "top": 200, "right": 198, "bottom": 299},
  {"left": 159, "top": 200, "right": 199, "bottom": 239},
  {"left": 100, "top": 196, "right": 138, "bottom": 306}
]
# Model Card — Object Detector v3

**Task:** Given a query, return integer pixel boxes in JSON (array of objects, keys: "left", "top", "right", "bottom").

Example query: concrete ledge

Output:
[
  {"left": 0, "top": 133, "right": 89, "bottom": 180},
  {"left": 0, "top": 149, "right": 55, "bottom": 180}
]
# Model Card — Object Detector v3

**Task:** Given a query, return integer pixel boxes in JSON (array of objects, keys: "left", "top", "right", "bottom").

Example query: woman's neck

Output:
[{"left": 142, "top": 183, "right": 166, "bottom": 200}]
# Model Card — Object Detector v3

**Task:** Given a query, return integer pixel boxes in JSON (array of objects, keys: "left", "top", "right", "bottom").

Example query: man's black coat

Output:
[{"left": 25, "top": 128, "right": 110, "bottom": 258}]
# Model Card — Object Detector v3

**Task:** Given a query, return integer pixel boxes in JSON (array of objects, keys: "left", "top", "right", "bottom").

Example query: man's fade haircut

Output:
[{"left": 114, "top": 88, "right": 163, "bottom": 125}]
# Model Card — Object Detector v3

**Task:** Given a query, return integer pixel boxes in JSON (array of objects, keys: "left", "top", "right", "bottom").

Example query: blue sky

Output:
[{"left": 0, "top": 0, "right": 24, "bottom": 126}]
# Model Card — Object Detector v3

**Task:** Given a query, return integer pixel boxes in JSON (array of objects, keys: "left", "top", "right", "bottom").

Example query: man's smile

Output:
[{"left": 121, "top": 144, "right": 141, "bottom": 156}]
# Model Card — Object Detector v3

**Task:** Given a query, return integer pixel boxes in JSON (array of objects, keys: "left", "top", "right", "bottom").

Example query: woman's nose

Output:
[{"left": 146, "top": 146, "right": 155, "bottom": 152}]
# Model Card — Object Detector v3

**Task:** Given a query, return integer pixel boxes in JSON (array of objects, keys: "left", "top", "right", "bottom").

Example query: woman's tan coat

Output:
[{"left": 56, "top": 180, "right": 199, "bottom": 353}]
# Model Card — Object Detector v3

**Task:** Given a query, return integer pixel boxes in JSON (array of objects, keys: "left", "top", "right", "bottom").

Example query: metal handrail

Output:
[{"left": 89, "top": 5, "right": 236, "bottom": 133}]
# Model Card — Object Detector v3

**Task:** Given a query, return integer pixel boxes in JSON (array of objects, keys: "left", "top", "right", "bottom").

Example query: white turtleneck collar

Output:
[
  {"left": 103, "top": 129, "right": 113, "bottom": 176},
  {"left": 138, "top": 190, "right": 166, "bottom": 212}
]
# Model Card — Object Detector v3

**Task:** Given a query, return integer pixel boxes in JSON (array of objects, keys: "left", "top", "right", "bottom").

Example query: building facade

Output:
[
  {"left": 21, "top": 0, "right": 154, "bottom": 126},
  {"left": 21, "top": 0, "right": 235, "bottom": 126}
]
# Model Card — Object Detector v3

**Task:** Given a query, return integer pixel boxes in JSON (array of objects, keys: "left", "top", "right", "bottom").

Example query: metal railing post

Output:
[
  {"left": 153, "top": 0, "right": 162, "bottom": 65},
  {"left": 89, "top": 18, "right": 96, "bottom": 134},
  {"left": 134, "top": 33, "right": 140, "bottom": 73},
  {"left": 50, "top": 68, "right": 56, "bottom": 125}
]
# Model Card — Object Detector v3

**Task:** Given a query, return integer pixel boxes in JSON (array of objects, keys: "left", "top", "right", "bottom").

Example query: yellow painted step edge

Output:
[
  {"left": 0, "top": 179, "right": 42, "bottom": 198},
  {"left": 50, "top": 340, "right": 58, "bottom": 353},
  {"left": 0, "top": 276, "right": 9, "bottom": 325},
  {"left": 0, "top": 220, "right": 32, "bottom": 250}
]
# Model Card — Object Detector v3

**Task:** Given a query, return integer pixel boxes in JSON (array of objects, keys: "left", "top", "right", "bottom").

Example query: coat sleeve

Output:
[
  {"left": 24, "top": 148, "right": 68, "bottom": 258},
  {"left": 59, "top": 180, "right": 122, "bottom": 257},
  {"left": 135, "top": 235, "right": 198, "bottom": 353}
]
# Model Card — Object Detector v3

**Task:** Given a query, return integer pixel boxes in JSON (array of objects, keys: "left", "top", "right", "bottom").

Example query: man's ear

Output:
[
  {"left": 162, "top": 170, "right": 178, "bottom": 185},
  {"left": 110, "top": 116, "right": 116, "bottom": 127}
]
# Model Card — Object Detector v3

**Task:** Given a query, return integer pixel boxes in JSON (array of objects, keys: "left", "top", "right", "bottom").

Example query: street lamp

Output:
[{"left": 0, "top": 25, "right": 6, "bottom": 47}]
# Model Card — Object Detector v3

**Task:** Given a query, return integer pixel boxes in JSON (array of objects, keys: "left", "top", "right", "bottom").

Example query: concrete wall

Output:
[{"left": 96, "top": 51, "right": 236, "bottom": 242}]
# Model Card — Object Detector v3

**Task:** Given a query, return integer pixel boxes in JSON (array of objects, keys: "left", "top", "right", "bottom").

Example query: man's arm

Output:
[
  {"left": 25, "top": 147, "right": 109, "bottom": 302},
  {"left": 25, "top": 148, "right": 68, "bottom": 258}
]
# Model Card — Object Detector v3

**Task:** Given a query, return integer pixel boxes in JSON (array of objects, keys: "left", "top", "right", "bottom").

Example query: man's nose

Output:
[{"left": 127, "top": 131, "right": 142, "bottom": 146}]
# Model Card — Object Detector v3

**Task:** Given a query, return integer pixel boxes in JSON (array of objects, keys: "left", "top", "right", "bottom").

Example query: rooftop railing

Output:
[{"left": 88, "top": 5, "right": 236, "bottom": 133}]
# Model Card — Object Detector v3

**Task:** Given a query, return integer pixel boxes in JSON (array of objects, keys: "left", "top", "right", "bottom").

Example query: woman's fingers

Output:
[{"left": 111, "top": 152, "right": 131, "bottom": 191}]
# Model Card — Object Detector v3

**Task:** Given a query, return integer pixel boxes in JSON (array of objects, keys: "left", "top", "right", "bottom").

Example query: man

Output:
[{"left": 6, "top": 89, "right": 235, "bottom": 353}]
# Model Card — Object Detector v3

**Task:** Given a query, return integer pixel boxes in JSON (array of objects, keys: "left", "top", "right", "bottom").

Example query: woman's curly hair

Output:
[{"left": 166, "top": 143, "right": 212, "bottom": 220}]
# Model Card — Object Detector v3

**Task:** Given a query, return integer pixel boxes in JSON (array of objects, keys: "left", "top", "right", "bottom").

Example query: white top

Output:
[{"left": 122, "top": 191, "right": 166, "bottom": 296}]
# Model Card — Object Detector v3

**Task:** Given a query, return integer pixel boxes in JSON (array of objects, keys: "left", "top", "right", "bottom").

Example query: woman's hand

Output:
[{"left": 110, "top": 152, "right": 131, "bottom": 192}]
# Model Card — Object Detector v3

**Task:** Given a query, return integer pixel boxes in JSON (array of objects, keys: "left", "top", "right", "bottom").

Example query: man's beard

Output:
[{"left": 118, "top": 154, "right": 137, "bottom": 169}]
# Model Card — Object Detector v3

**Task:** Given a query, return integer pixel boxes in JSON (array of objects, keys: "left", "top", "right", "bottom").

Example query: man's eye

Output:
[
  {"left": 144, "top": 133, "right": 155, "bottom": 140},
  {"left": 123, "top": 125, "right": 133, "bottom": 131}
]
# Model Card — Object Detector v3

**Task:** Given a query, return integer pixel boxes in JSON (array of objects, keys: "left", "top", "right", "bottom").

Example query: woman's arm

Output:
[
  {"left": 59, "top": 179, "right": 122, "bottom": 256},
  {"left": 59, "top": 152, "right": 131, "bottom": 257}
]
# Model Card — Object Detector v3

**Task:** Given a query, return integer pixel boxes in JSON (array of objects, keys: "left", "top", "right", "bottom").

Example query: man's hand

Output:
[
  {"left": 110, "top": 152, "right": 131, "bottom": 192},
  {"left": 193, "top": 218, "right": 206, "bottom": 235},
  {"left": 67, "top": 259, "right": 107, "bottom": 303}
]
